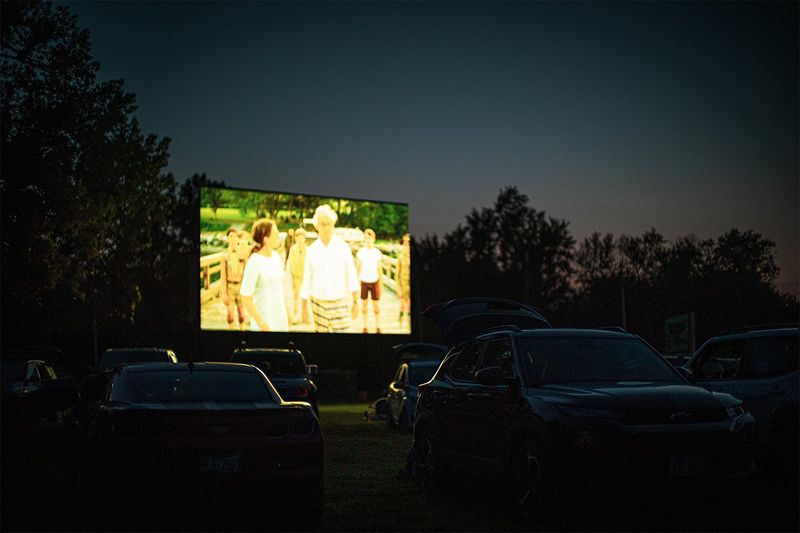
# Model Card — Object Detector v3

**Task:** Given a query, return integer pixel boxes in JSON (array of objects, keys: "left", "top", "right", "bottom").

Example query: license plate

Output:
[
  {"left": 669, "top": 455, "right": 704, "bottom": 477},
  {"left": 200, "top": 452, "right": 241, "bottom": 473}
]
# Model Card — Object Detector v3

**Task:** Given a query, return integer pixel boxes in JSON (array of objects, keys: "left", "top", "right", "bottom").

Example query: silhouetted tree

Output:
[
  {"left": 1, "top": 1, "right": 173, "bottom": 355},
  {"left": 416, "top": 186, "right": 575, "bottom": 315}
]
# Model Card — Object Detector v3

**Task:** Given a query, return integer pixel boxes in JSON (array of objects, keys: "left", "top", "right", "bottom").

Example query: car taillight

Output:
[{"left": 296, "top": 386, "right": 312, "bottom": 398}]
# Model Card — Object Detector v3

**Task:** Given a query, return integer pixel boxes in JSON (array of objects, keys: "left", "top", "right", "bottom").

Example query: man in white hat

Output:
[{"left": 299, "top": 204, "right": 360, "bottom": 332}]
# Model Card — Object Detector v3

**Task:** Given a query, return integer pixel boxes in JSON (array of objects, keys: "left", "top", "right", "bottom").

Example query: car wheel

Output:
[
  {"left": 386, "top": 405, "right": 396, "bottom": 428},
  {"left": 398, "top": 407, "right": 411, "bottom": 434},
  {"left": 413, "top": 437, "right": 443, "bottom": 496},
  {"left": 507, "top": 438, "right": 550, "bottom": 518},
  {"left": 307, "top": 474, "right": 324, "bottom": 520}
]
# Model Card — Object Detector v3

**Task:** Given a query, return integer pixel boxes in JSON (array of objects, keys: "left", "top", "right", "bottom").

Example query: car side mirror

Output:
[
  {"left": 475, "top": 366, "right": 505, "bottom": 387},
  {"left": 676, "top": 366, "right": 696, "bottom": 384},
  {"left": 307, "top": 364, "right": 318, "bottom": 376}
]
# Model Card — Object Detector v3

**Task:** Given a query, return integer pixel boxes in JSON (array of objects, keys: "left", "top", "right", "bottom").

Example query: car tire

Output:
[
  {"left": 307, "top": 474, "right": 324, "bottom": 521},
  {"left": 398, "top": 407, "right": 411, "bottom": 434},
  {"left": 386, "top": 405, "right": 396, "bottom": 428},
  {"left": 764, "top": 409, "right": 799, "bottom": 481},
  {"left": 413, "top": 437, "right": 444, "bottom": 496},
  {"left": 507, "top": 437, "right": 552, "bottom": 519}
]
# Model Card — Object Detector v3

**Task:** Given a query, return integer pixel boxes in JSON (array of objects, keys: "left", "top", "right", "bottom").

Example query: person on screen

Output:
[
  {"left": 288, "top": 227, "right": 309, "bottom": 324},
  {"left": 356, "top": 229, "right": 383, "bottom": 333},
  {"left": 396, "top": 233, "right": 411, "bottom": 326},
  {"left": 284, "top": 228, "right": 295, "bottom": 266},
  {"left": 221, "top": 227, "right": 247, "bottom": 330},
  {"left": 240, "top": 219, "right": 289, "bottom": 332},
  {"left": 299, "top": 204, "right": 360, "bottom": 332}
]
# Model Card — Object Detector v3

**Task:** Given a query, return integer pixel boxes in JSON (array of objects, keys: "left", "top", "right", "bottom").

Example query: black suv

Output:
[
  {"left": 231, "top": 348, "right": 319, "bottom": 416},
  {"left": 413, "top": 298, "right": 757, "bottom": 513}
]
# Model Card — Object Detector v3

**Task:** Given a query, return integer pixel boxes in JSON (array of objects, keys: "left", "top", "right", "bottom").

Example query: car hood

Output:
[
  {"left": 424, "top": 297, "right": 550, "bottom": 346},
  {"left": 535, "top": 382, "right": 727, "bottom": 413}
]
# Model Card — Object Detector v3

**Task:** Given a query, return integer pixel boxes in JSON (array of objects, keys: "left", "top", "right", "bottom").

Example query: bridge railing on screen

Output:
[
  {"left": 200, "top": 251, "right": 401, "bottom": 304},
  {"left": 200, "top": 252, "right": 224, "bottom": 303}
]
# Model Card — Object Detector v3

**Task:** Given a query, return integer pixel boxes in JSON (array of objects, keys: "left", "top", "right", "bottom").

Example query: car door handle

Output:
[{"left": 467, "top": 393, "right": 493, "bottom": 401}]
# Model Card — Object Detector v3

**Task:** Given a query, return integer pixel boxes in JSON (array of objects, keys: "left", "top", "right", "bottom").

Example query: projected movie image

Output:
[{"left": 200, "top": 187, "right": 411, "bottom": 334}]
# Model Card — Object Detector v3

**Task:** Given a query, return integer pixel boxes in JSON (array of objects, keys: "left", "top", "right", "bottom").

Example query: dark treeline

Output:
[
  {"left": 414, "top": 186, "right": 799, "bottom": 348},
  {"left": 2, "top": 2, "right": 797, "bottom": 371}
]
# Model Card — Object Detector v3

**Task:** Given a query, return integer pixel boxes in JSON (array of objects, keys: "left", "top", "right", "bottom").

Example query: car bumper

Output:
[{"left": 558, "top": 419, "right": 757, "bottom": 483}]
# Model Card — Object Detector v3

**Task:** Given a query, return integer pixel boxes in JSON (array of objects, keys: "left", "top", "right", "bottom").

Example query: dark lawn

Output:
[{"left": 1, "top": 404, "right": 797, "bottom": 532}]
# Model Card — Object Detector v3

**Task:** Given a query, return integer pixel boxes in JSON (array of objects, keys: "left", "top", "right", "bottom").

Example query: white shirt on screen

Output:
[
  {"left": 240, "top": 251, "right": 289, "bottom": 331},
  {"left": 356, "top": 247, "right": 383, "bottom": 283},
  {"left": 300, "top": 236, "right": 359, "bottom": 301}
]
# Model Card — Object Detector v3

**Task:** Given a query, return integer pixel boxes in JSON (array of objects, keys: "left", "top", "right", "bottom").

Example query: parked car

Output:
[
  {"left": 1, "top": 359, "right": 79, "bottom": 426},
  {"left": 386, "top": 344, "right": 448, "bottom": 432},
  {"left": 78, "top": 347, "right": 180, "bottom": 406},
  {"left": 231, "top": 348, "right": 319, "bottom": 415},
  {"left": 412, "top": 298, "right": 758, "bottom": 515},
  {"left": 96, "top": 347, "right": 179, "bottom": 373},
  {"left": 77, "top": 362, "right": 323, "bottom": 511},
  {"left": 683, "top": 325, "right": 798, "bottom": 472}
]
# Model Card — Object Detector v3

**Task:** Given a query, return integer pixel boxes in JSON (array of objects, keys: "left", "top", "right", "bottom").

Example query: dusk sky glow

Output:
[{"left": 64, "top": 1, "right": 798, "bottom": 294}]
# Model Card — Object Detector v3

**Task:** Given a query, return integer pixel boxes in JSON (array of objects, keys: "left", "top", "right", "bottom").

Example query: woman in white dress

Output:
[{"left": 240, "top": 218, "right": 289, "bottom": 332}]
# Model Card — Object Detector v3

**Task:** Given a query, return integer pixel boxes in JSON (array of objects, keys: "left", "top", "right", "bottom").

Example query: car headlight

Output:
[
  {"left": 725, "top": 405, "right": 746, "bottom": 418},
  {"left": 558, "top": 406, "right": 623, "bottom": 420}
]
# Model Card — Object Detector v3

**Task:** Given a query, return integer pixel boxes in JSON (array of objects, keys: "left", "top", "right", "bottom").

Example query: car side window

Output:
[
  {"left": 479, "top": 339, "right": 514, "bottom": 378},
  {"left": 449, "top": 344, "right": 483, "bottom": 382},
  {"left": 38, "top": 364, "right": 54, "bottom": 381},
  {"left": 694, "top": 340, "right": 749, "bottom": 380},
  {"left": 743, "top": 336, "right": 798, "bottom": 379},
  {"left": 25, "top": 364, "right": 41, "bottom": 383}
]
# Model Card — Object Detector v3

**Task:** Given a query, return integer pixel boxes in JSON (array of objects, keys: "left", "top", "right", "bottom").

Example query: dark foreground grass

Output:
[
  {"left": 319, "top": 404, "right": 530, "bottom": 532},
  {"left": 2, "top": 404, "right": 797, "bottom": 532}
]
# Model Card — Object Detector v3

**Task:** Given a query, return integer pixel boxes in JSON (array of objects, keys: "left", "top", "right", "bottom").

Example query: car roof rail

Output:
[
  {"left": 717, "top": 323, "right": 799, "bottom": 337},
  {"left": 594, "top": 326, "right": 629, "bottom": 334},
  {"left": 475, "top": 324, "right": 523, "bottom": 338}
]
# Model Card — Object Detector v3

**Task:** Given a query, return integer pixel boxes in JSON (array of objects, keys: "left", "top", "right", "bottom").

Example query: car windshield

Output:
[
  {"left": 112, "top": 370, "right": 274, "bottom": 403},
  {"left": 97, "top": 351, "right": 172, "bottom": 372},
  {"left": 1, "top": 362, "right": 27, "bottom": 383},
  {"left": 523, "top": 337, "right": 680, "bottom": 385},
  {"left": 408, "top": 364, "right": 438, "bottom": 386},
  {"left": 232, "top": 352, "right": 306, "bottom": 375}
]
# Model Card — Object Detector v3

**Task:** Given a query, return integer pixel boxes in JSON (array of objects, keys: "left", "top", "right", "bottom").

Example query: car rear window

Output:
[
  {"left": 111, "top": 370, "right": 275, "bottom": 403},
  {"left": 409, "top": 364, "right": 438, "bottom": 386},
  {"left": 523, "top": 337, "right": 680, "bottom": 385},
  {"left": 231, "top": 352, "right": 306, "bottom": 375},
  {"left": 97, "top": 351, "right": 173, "bottom": 372}
]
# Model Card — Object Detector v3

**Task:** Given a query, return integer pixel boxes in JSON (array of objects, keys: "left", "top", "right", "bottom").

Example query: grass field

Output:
[
  {"left": 318, "top": 404, "right": 529, "bottom": 532},
  {"left": 2, "top": 404, "right": 797, "bottom": 532}
]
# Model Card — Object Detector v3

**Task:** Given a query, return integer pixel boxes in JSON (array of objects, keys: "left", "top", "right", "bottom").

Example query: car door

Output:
[
  {"left": 36, "top": 362, "right": 57, "bottom": 415},
  {"left": 464, "top": 337, "right": 517, "bottom": 476},
  {"left": 729, "top": 334, "right": 799, "bottom": 445},
  {"left": 691, "top": 338, "right": 752, "bottom": 396},
  {"left": 438, "top": 342, "right": 484, "bottom": 469},
  {"left": 23, "top": 363, "right": 43, "bottom": 420},
  {"left": 388, "top": 364, "right": 407, "bottom": 423}
]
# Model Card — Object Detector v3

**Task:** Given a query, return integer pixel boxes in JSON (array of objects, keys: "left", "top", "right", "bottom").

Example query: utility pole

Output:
[{"left": 620, "top": 277, "right": 627, "bottom": 329}]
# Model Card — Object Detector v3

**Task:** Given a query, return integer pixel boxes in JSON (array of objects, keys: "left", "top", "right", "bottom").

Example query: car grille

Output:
[{"left": 623, "top": 408, "right": 727, "bottom": 425}]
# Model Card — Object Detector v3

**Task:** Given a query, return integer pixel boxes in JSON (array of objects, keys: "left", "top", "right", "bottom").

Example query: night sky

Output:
[{"left": 63, "top": 1, "right": 798, "bottom": 294}]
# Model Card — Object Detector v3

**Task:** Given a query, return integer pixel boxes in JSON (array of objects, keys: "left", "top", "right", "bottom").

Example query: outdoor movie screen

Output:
[{"left": 200, "top": 186, "right": 411, "bottom": 335}]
